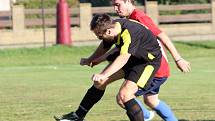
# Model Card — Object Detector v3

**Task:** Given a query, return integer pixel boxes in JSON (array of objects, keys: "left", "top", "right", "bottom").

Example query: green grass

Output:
[{"left": 0, "top": 41, "right": 215, "bottom": 121}]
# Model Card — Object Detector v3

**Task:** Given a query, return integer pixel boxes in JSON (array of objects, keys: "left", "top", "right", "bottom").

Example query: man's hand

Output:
[
  {"left": 80, "top": 58, "right": 91, "bottom": 66},
  {"left": 90, "top": 58, "right": 102, "bottom": 67},
  {"left": 176, "top": 58, "right": 191, "bottom": 73},
  {"left": 91, "top": 74, "right": 108, "bottom": 86},
  {"left": 80, "top": 57, "right": 103, "bottom": 67}
]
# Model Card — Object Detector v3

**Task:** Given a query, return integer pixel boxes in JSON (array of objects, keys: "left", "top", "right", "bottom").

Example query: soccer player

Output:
[
  {"left": 111, "top": 0, "right": 191, "bottom": 120},
  {"left": 55, "top": 13, "right": 163, "bottom": 121}
]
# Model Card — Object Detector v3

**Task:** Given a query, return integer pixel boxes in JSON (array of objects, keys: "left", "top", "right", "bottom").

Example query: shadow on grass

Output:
[
  {"left": 140, "top": 119, "right": 215, "bottom": 121},
  {"left": 111, "top": 120, "right": 128, "bottom": 121},
  {"left": 178, "top": 119, "right": 215, "bottom": 121},
  {"left": 111, "top": 119, "right": 215, "bottom": 121},
  {"left": 175, "top": 41, "right": 215, "bottom": 49},
  {"left": 195, "top": 120, "right": 215, "bottom": 121}
]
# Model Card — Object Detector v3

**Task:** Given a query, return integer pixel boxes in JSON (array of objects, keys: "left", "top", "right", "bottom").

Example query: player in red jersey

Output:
[{"left": 111, "top": 0, "right": 191, "bottom": 120}]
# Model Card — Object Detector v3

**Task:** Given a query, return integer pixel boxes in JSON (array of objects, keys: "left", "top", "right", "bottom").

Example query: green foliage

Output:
[
  {"left": 80, "top": 0, "right": 111, "bottom": 6},
  {"left": 16, "top": 0, "right": 211, "bottom": 8},
  {"left": 17, "top": 0, "right": 79, "bottom": 8}
]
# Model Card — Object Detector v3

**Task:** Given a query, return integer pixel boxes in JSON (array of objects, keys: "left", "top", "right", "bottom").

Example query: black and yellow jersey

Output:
[{"left": 103, "top": 18, "right": 161, "bottom": 62}]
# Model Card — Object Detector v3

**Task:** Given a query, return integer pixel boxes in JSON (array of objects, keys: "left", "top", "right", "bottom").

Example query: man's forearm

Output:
[
  {"left": 101, "top": 54, "right": 131, "bottom": 78},
  {"left": 88, "top": 42, "right": 110, "bottom": 61},
  {"left": 158, "top": 32, "right": 182, "bottom": 61}
]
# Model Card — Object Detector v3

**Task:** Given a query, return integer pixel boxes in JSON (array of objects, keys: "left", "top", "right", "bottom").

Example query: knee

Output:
[
  {"left": 118, "top": 82, "right": 137, "bottom": 103},
  {"left": 118, "top": 89, "right": 127, "bottom": 103},
  {"left": 116, "top": 93, "right": 125, "bottom": 108},
  {"left": 144, "top": 95, "right": 159, "bottom": 108},
  {"left": 118, "top": 89, "right": 136, "bottom": 103},
  {"left": 116, "top": 89, "right": 134, "bottom": 109}
]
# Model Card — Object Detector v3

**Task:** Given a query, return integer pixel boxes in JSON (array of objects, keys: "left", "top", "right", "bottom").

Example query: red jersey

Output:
[{"left": 129, "top": 9, "right": 170, "bottom": 77}]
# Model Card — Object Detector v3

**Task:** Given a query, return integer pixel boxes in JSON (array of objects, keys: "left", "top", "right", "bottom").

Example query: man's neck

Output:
[{"left": 127, "top": 6, "right": 136, "bottom": 18}]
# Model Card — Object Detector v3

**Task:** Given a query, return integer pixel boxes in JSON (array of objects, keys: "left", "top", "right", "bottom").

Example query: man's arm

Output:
[
  {"left": 157, "top": 32, "right": 191, "bottom": 72},
  {"left": 92, "top": 53, "right": 131, "bottom": 81},
  {"left": 80, "top": 41, "right": 111, "bottom": 66},
  {"left": 91, "top": 47, "right": 119, "bottom": 67},
  {"left": 101, "top": 53, "right": 131, "bottom": 77},
  {"left": 88, "top": 41, "right": 111, "bottom": 60},
  {"left": 130, "top": 12, "right": 191, "bottom": 72}
]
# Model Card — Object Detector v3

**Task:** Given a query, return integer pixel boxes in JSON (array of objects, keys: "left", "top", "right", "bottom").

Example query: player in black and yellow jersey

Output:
[{"left": 55, "top": 14, "right": 162, "bottom": 121}]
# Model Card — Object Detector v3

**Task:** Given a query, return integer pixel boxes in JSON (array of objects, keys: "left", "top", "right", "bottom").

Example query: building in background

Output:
[{"left": 0, "top": 0, "right": 11, "bottom": 11}]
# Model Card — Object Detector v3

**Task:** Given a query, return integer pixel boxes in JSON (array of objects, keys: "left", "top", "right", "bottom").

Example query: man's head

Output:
[
  {"left": 112, "top": 0, "right": 135, "bottom": 18},
  {"left": 90, "top": 14, "right": 116, "bottom": 41}
]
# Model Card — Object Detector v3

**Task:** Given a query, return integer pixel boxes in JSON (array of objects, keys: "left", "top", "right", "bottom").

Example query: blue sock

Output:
[
  {"left": 134, "top": 98, "right": 151, "bottom": 119},
  {"left": 153, "top": 100, "right": 178, "bottom": 121}
]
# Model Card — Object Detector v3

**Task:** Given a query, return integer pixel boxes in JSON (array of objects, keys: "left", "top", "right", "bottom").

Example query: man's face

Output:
[
  {"left": 112, "top": 0, "right": 130, "bottom": 17},
  {"left": 93, "top": 29, "right": 115, "bottom": 42}
]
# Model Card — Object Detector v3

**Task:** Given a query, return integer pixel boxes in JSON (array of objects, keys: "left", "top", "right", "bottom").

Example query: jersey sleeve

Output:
[
  {"left": 137, "top": 15, "right": 161, "bottom": 36},
  {"left": 130, "top": 11, "right": 162, "bottom": 36},
  {"left": 102, "top": 40, "right": 114, "bottom": 49},
  {"left": 120, "top": 29, "right": 137, "bottom": 55}
]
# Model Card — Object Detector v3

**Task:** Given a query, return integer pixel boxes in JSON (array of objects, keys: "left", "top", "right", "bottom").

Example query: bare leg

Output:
[{"left": 117, "top": 80, "right": 144, "bottom": 121}]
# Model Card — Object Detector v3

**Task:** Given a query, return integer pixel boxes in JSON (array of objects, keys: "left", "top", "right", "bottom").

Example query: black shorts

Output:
[{"left": 107, "top": 51, "right": 161, "bottom": 89}]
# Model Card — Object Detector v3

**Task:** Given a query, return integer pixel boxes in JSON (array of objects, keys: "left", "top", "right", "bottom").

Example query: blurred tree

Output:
[
  {"left": 16, "top": 0, "right": 211, "bottom": 8},
  {"left": 16, "top": 0, "right": 79, "bottom": 8},
  {"left": 80, "top": 0, "right": 111, "bottom": 6}
]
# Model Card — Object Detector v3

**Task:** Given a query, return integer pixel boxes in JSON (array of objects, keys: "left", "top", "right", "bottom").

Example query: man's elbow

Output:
[{"left": 119, "top": 54, "right": 130, "bottom": 63}]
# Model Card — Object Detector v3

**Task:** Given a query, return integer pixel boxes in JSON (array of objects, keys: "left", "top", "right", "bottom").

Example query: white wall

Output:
[{"left": 0, "top": 0, "right": 11, "bottom": 11}]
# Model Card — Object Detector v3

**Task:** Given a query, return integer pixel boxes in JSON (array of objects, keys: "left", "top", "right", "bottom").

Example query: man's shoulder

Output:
[
  {"left": 114, "top": 18, "right": 132, "bottom": 28},
  {"left": 130, "top": 9, "right": 155, "bottom": 22},
  {"left": 130, "top": 9, "right": 146, "bottom": 18},
  {"left": 114, "top": 18, "right": 127, "bottom": 23}
]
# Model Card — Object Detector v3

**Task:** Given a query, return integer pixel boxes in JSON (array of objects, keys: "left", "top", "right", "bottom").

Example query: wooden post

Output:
[
  {"left": 79, "top": 3, "right": 92, "bottom": 29},
  {"left": 212, "top": 0, "right": 215, "bottom": 31},
  {"left": 145, "top": 0, "right": 159, "bottom": 25},
  {"left": 12, "top": 5, "right": 25, "bottom": 32}
]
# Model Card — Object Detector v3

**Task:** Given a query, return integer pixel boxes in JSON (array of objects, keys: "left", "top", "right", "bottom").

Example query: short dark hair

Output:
[
  {"left": 123, "top": 0, "right": 135, "bottom": 5},
  {"left": 90, "top": 14, "right": 114, "bottom": 35}
]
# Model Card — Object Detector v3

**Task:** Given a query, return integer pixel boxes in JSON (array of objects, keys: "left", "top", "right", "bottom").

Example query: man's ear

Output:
[{"left": 106, "top": 29, "right": 111, "bottom": 35}]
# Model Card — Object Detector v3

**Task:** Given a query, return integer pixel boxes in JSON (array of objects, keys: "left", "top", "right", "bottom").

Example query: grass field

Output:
[{"left": 0, "top": 41, "right": 215, "bottom": 121}]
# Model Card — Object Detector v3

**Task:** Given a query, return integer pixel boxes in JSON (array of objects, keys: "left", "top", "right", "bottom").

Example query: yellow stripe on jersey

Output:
[
  {"left": 120, "top": 29, "right": 131, "bottom": 54},
  {"left": 117, "top": 33, "right": 121, "bottom": 45},
  {"left": 137, "top": 65, "right": 154, "bottom": 88},
  {"left": 148, "top": 53, "right": 155, "bottom": 60}
]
